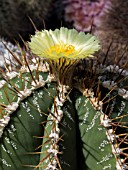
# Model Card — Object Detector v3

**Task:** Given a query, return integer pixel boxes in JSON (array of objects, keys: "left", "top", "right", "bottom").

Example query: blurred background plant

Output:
[
  {"left": 63, "top": 0, "right": 128, "bottom": 66},
  {"left": 0, "top": 0, "right": 54, "bottom": 43}
]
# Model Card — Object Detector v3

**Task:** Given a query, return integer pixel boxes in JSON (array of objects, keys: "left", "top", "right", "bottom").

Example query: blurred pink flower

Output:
[{"left": 64, "top": 0, "right": 111, "bottom": 32}]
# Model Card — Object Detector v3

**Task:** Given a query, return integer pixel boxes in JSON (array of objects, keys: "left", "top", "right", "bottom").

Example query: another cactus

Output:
[
  {"left": 0, "top": 0, "right": 53, "bottom": 43},
  {"left": 0, "top": 27, "right": 128, "bottom": 170}
]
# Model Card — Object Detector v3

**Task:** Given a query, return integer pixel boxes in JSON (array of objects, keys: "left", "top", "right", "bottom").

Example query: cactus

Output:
[
  {"left": 0, "top": 0, "right": 53, "bottom": 43},
  {"left": 0, "top": 51, "right": 57, "bottom": 169},
  {"left": 0, "top": 27, "right": 128, "bottom": 170},
  {"left": 94, "top": 0, "right": 128, "bottom": 66}
]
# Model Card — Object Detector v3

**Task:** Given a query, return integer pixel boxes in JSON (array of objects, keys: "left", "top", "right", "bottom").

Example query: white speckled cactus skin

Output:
[{"left": 0, "top": 44, "right": 128, "bottom": 169}]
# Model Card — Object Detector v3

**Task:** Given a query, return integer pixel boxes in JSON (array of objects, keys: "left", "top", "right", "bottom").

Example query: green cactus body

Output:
[
  {"left": 1, "top": 53, "right": 128, "bottom": 170},
  {"left": 39, "top": 85, "right": 70, "bottom": 169},
  {"left": 0, "top": 60, "right": 57, "bottom": 169},
  {"left": 74, "top": 91, "right": 116, "bottom": 170},
  {"left": 39, "top": 87, "right": 78, "bottom": 170},
  {"left": 0, "top": 28, "right": 128, "bottom": 170}
]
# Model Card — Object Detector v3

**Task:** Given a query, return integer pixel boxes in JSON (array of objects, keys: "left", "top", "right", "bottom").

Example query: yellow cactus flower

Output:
[
  {"left": 29, "top": 27, "right": 100, "bottom": 59},
  {"left": 29, "top": 27, "right": 100, "bottom": 84}
]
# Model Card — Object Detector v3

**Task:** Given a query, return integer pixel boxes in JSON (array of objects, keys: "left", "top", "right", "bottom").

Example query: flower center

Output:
[{"left": 48, "top": 43, "right": 76, "bottom": 56}]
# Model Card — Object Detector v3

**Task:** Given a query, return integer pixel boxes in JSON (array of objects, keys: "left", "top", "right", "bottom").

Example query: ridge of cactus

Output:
[
  {"left": 72, "top": 57, "right": 128, "bottom": 170},
  {"left": 0, "top": 47, "right": 58, "bottom": 169}
]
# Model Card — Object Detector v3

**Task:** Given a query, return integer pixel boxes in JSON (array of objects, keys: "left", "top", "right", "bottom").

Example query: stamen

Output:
[{"left": 47, "top": 43, "right": 76, "bottom": 56}]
